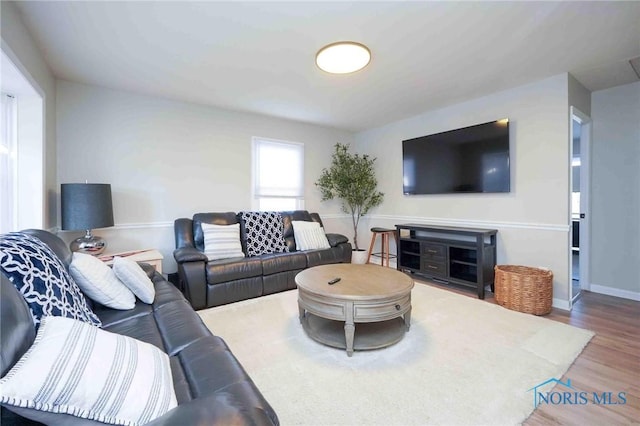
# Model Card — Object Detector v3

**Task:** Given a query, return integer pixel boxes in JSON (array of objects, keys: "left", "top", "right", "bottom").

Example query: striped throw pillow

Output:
[
  {"left": 202, "top": 222, "right": 245, "bottom": 260},
  {"left": 69, "top": 252, "right": 136, "bottom": 310},
  {"left": 0, "top": 316, "right": 177, "bottom": 425},
  {"left": 292, "top": 221, "right": 331, "bottom": 251},
  {"left": 112, "top": 256, "right": 156, "bottom": 304}
]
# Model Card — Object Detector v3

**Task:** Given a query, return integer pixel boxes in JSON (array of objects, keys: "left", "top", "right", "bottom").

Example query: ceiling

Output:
[{"left": 12, "top": 1, "right": 640, "bottom": 132}]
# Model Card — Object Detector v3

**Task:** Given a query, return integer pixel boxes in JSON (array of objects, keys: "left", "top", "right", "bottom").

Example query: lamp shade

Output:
[{"left": 61, "top": 183, "right": 114, "bottom": 231}]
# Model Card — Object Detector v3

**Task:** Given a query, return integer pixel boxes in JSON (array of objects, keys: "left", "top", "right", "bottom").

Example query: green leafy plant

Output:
[{"left": 316, "top": 143, "right": 384, "bottom": 250}]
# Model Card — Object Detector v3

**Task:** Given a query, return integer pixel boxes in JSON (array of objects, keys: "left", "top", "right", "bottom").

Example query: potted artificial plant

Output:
[{"left": 316, "top": 143, "right": 384, "bottom": 264}]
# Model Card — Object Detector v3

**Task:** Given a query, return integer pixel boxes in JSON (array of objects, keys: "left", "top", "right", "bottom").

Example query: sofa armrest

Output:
[
  {"left": 174, "top": 247, "right": 208, "bottom": 263},
  {"left": 325, "top": 233, "right": 349, "bottom": 247},
  {"left": 138, "top": 262, "right": 158, "bottom": 279},
  {"left": 147, "top": 392, "right": 278, "bottom": 426},
  {"left": 176, "top": 260, "right": 207, "bottom": 310},
  {"left": 174, "top": 248, "right": 208, "bottom": 310}
]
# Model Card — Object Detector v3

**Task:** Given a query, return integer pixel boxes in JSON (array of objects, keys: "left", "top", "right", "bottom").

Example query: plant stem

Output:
[{"left": 350, "top": 205, "right": 358, "bottom": 250}]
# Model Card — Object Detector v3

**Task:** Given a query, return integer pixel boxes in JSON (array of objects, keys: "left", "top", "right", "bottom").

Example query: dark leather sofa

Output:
[
  {"left": 0, "top": 229, "right": 279, "bottom": 426},
  {"left": 174, "top": 210, "right": 352, "bottom": 310}
]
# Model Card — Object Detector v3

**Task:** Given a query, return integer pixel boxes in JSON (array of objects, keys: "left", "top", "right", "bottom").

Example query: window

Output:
[
  {"left": 1, "top": 49, "right": 44, "bottom": 231},
  {"left": 1, "top": 93, "right": 17, "bottom": 233},
  {"left": 252, "top": 137, "right": 304, "bottom": 211}
]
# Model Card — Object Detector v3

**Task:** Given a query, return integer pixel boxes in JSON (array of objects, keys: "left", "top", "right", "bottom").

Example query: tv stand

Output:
[{"left": 395, "top": 224, "right": 497, "bottom": 299}]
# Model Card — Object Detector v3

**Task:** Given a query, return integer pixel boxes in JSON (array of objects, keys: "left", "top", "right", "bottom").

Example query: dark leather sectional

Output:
[
  {"left": 0, "top": 229, "right": 279, "bottom": 425},
  {"left": 174, "top": 210, "right": 352, "bottom": 310}
]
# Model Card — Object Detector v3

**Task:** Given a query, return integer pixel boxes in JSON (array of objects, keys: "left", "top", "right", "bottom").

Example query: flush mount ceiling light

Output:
[{"left": 316, "top": 41, "right": 371, "bottom": 74}]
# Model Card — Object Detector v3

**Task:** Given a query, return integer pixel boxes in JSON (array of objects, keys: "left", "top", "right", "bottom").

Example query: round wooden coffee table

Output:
[{"left": 296, "top": 264, "right": 414, "bottom": 357}]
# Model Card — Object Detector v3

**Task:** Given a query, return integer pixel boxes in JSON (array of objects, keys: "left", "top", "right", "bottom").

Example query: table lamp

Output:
[{"left": 61, "top": 183, "right": 114, "bottom": 255}]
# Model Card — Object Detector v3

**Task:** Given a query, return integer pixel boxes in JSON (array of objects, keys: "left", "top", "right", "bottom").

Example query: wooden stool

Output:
[{"left": 366, "top": 227, "right": 398, "bottom": 267}]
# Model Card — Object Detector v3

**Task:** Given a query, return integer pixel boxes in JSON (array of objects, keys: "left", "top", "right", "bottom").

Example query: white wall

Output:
[
  {"left": 590, "top": 81, "right": 640, "bottom": 299},
  {"left": 56, "top": 80, "right": 354, "bottom": 273},
  {"left": 1, "top": 1, "right": 56, "bottom": 228},
  {"left": 353, "top": 74, "right": 573, "bottom": 306},
  {"left": 568, "top": 73, "right": 591, "bottom": 117}
]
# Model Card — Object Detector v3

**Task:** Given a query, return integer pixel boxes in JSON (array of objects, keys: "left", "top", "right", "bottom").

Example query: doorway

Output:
[{"left": 569, "top": 107, "right": 592, "bottom": 306}]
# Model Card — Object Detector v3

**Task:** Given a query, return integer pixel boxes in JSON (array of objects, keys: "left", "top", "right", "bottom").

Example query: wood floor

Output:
[{"left": 418, "top": 279, "right": 640, "bottom": 425}]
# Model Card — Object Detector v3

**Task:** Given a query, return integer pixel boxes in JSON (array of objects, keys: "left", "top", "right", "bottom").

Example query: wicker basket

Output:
[{"left": 494, "top": 265, "right": 553, "bottom": 315}]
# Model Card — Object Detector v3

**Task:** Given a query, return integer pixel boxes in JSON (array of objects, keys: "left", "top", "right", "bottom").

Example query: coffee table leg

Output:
[
  {"left": 344, "top": 321, "right": 355, "bottom": 357},
  {"left": 404, "top": 306, "right": 412, "bottom": 331},
  {"left": 298, "top": 304, "right": 305, "bottom": 324},
  {"left": 345, "top": 303, "right": 355, "bottom": 357}
]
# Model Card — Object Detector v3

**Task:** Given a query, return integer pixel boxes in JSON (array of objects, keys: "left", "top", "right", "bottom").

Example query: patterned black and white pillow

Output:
[
  {"left": 0, "top": 232, "right": 102, "bottom": 328},
  {"left": 239, "top": 211, "right": 289, "bottom": 257}
]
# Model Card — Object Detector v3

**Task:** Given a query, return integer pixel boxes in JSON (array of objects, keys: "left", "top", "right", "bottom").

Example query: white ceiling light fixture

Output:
[{"left": 316, "top": 41, "right": 371, "bottom": 74}]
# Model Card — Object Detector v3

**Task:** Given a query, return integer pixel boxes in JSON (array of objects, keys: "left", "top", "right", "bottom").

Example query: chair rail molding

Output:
[
  {"left": 365, "top": 214, "right": 570, "bottom": 232},
  {"left": 54, "top": 221, "right": 174, "bottom": 233},
  {"left": 51, "top": 215, "right": 569, "bottom": 234}
]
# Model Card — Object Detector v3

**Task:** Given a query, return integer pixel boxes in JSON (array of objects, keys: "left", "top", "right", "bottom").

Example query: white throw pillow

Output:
[
  {"left": 112, "top": 256, "right": 156, "bottom": 304},
  {"left": 202, "top": 222, "right": 245, "bottom": 260},
  {"left": 292, "top": 220, "right": 331, "bottom": 251},
  {"left": 69, "top": 252, "right": 135, "bottom": 310},
  {"left": 0, "top": 316, "right": 177, "bottom": 426}
]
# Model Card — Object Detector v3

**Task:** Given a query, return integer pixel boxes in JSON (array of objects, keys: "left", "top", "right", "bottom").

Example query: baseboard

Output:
[
  {"left": 552, "top": 298, "right": 571, "bottom": 311},
  {"left": 589, "top": 284, "right": 640, "bottom": 301},
  {"left": 374, "top": 258, "right": 575, "bottom": 309}
]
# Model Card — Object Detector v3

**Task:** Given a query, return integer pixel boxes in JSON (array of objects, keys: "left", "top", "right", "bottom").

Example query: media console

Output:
[{"left": 395, "top": 224, "right": 498, "bottom": 299}]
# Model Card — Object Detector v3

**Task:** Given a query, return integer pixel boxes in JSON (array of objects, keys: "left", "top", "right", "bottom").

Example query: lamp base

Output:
[{"left": 70, "top": 230, "right": 106, "bottom": 256}]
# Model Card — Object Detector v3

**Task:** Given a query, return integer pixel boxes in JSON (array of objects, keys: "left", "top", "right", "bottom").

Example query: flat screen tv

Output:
[{"left": 402, "top": 119, "right": 510, "bottom": 195}]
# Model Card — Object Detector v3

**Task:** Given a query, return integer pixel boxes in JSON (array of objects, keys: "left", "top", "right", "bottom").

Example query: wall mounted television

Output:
[{"left": 402, "top": 119, "right": 510, "bottom": 195}]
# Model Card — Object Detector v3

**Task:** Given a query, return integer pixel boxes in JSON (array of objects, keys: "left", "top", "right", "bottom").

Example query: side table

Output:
[{"left": 98, "top": 249, "right": 164, "bottom": 274}]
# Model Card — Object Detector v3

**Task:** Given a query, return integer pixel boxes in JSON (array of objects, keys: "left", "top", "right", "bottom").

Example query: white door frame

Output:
[{"left": 569, "top": 106, "right": 592, "bottom": 307}]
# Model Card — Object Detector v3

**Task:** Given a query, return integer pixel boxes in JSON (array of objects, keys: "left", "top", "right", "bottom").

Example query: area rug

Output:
[{"left": 198, "top": 283, "right": 594, "bottom": 425}]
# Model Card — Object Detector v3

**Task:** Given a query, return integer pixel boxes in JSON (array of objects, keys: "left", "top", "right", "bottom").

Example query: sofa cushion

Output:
[
  {"left": 206, "top": 277, "right": 264, "bottom": 307},
  {"left": 239, "top": 211, "right": 289, "bottom": 257},
  {"left": 153, "top": 299, "right": 213, "bottom": 356},
  {"left": 0, "top": 232, "right": 101, "bottom": 328},
  {"left": 263, "top": 270, "right": 301, "bottom": 295},
  {"left": 70, "top": 252, "right": 136, "bottom": 310},
  {"left": 177, "top": 335, "right": 260, "bottom": 398},
  {"left": 206, "top": 256, "right": 263, "bottom": 284},
  {"left": 96, "top": 279, "right": 202, "bottom": 350},
  {"left": 305, "top": 247, "right": 345, "bottom": 268},
  {"left": 0, "top": 316, "right": 177, "bottom": 426},
  {"left": 162, "top": 334, "right": 279, "bottom": 423},
  {"left": 96, "top": 302, "right": 155, "bottom": 330},
  {"left": 151, "top": 276, "right": 192, "bottom": 308},
  {"left": 261, "top": 251, "right": 308, "bottom": 275},
  {"left": 201, "top": 223, "right": 245, "bottom": 261}
]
